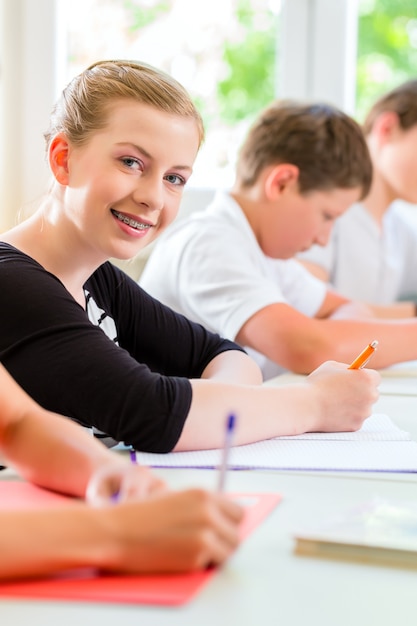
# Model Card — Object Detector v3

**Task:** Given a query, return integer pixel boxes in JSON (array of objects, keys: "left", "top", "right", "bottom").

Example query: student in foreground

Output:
[
  {"left": 298, "top": 80, "right": 417, "bottom": 317},
  {"left": 0, "top": 362, "right": 242, "bottom": 580},
  {"left": 0, "top": 60, "right": 379, "bottom": 452},
  {"left": 140, "top": 100, "right": 417, "bottom": 380}
]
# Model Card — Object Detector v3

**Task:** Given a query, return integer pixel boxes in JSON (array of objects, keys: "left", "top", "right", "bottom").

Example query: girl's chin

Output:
[{"left": 110, "top": 240, "right": 152, "bottom": 262}]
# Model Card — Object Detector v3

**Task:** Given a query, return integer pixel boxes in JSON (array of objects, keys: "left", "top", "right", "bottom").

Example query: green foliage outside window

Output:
[
  {"left": 68, "top": 0, "right": 417, "bottom": 137},
  {"left": 217, "top": 0, "right": 417, "bottom": 125},
  {"left": 216, "top": 0, "right": 277, "bottom": 124},
  {"left": 356, "top": 0, "right": 417, "bottom": 121},
  {"left": 123, "top": 0, "right": 171, "bottom": 31}
]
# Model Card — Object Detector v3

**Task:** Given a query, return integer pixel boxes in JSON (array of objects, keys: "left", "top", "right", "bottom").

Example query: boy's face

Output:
[{"left": 259, "top": 186, "right": 361, "bottom": 259}]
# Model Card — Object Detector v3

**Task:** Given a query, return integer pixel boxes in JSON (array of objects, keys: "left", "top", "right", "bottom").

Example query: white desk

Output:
[{"left": 1, "top": 392, "right": 417, "bottom": 625}]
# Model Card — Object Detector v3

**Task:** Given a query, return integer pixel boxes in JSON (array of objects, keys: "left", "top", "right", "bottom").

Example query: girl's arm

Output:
[
  {"left": 0, "top": 363, "right": 163, "bottom": 498},
  {"left": 177, "top": 358, "right": 381, "bottom": 451}
]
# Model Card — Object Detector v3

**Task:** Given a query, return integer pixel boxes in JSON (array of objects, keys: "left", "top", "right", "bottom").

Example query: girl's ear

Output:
[
  {"left": 49, "top": 134, "right": 70, "bottom": 185},
  {"left": 264, "top": 163, "right": 300, "bottom": 199}
]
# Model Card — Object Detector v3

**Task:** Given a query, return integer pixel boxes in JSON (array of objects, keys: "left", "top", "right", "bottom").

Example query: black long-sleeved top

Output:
[{"left": 0, "top": 243, "right": 244, "bottom": 452}]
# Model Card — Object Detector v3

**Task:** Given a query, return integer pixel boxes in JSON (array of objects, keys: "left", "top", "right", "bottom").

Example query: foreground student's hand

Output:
[
  {"left": 86, "top": 463, "right": 166, "bottom": 505},
  {"left": 102, "top": 489, "right": 244, "bottom": 573},
  {"left": 306, "top": 360, "right": 380, "bottom": 432}
]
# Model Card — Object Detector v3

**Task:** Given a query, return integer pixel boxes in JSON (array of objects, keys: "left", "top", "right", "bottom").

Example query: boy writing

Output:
[{"left": 141, "top": 100, "right": 417, "bottom": 378}]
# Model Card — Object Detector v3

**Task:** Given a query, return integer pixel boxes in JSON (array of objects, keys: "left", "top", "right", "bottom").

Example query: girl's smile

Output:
[{"left": 110, "top": 208, "right": 154, "bottom": 237}]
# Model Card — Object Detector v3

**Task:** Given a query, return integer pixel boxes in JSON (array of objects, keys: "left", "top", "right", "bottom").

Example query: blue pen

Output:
[{"left": 217, "top": 413, "right": 236, "bottom": 492}]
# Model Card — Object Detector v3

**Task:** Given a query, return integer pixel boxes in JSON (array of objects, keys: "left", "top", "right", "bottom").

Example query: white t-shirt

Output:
[
  {"left": 298, "top": 201, "right": 417, "bottom": 304},
  {"left": 140, "top": 191, "right": 327, "bottom": 379}
]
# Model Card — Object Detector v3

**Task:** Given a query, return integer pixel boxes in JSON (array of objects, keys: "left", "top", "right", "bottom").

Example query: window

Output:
[
  {"left": 2, "top": 0, "right": 416, "bottom": 230},
  {"left": 356, "top": 0, "right": 417, "bottom": 121},
  {"left": 62, "top": 0, "right": 281, "bottom": 188}
]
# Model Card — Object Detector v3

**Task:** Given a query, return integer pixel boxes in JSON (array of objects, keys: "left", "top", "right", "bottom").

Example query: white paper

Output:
[
  {"left": 264, "top": 366, "right": 417, "bottom": 397},
  {"left": 379, "top": 377, "right": 417, "bottom": 396},
  {"left": 135, "top": 413, "right": 417, "bottom": 472}
]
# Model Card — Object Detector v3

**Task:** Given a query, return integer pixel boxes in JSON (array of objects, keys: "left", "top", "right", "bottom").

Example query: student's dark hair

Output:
[
  {"left": 44, "top": 59, "right": 204, "bottom": 151},
  {"left": 362, "top": 79, "right": 417, "bottom": 136},
  {"left": 235, "top": 100, "right": 372, "bottom": 199}
]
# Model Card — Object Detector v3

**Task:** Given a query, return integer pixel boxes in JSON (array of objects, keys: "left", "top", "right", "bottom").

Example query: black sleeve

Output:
[
  {"left": 86, "top": 262, "right": 244, "bottom": 378},
  {"left": 0, "top": 249, "right": 244, "bottom": 452}
]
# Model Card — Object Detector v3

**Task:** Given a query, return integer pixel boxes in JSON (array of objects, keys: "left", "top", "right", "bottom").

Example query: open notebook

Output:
[
  {"left": 0, "top": 482, "right": 281, "bottom": 605},
  {"left": 135, "top": 413, "right": 417, "bottom": 473},
  {"left": 264, "top": 366, "right": 417, "bottom": 397}
]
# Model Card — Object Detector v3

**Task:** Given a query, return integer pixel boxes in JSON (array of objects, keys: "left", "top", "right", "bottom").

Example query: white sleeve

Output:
[
  {"left": 266, "top": 258, "right": 328, "bottom": 316},
  {"left": 166, "top": 227, "right": 289, "bottom": 340},
  {"left": 142, "top": 222, "right": 328, "bottom": 341}
]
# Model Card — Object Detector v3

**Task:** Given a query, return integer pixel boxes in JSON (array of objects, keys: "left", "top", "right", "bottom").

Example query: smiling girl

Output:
[{"left": 0, "top": 60, "right": 379, "bottom": 452}]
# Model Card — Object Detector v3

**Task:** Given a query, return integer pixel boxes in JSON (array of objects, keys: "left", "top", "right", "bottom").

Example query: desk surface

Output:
[{"left": 2, "top": 393, "right": 417, "bottom": 625}]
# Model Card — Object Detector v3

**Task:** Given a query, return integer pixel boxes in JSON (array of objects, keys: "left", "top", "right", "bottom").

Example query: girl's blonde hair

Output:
[{"left": 44, "top": 59, "right": 205, "bottom": 151}]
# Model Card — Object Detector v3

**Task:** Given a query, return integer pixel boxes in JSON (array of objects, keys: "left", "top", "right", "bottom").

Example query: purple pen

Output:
[
  {"left": 112, "top": 448, "right": 137, "bottom": 502},
  {"left": 217, "top": 413, "right": 236, "bottom": 492}
]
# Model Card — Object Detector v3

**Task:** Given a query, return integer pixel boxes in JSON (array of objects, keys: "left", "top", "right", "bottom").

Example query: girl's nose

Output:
[{"left": 132, "top": 176, "right": 164, "bottom": 212}]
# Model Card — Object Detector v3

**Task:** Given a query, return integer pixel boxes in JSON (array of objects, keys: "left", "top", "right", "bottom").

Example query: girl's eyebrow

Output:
[{"left": 116, "top": 142, "right": 193, "bottom": 173}]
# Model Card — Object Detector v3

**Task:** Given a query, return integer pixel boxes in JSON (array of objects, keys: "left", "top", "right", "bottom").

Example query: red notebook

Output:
[{"left": 0, "top": 482, "right": 281, "bottom": 605}]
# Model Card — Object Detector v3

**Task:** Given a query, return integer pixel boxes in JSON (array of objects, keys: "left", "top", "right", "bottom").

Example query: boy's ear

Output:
[
  {"left": 265, "top": 163, "right": 299, "bottom": 199},
  {"left": 49, "top": 134, "right": 70, "bottom": 185}
]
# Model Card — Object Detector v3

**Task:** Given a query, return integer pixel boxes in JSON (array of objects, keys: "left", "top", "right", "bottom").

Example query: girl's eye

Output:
[
  {"left": 165, "top": 173, "right": 186, "bottom": 186},
  {"left": 121, "top": 157, "right": 142, "bottom": 171}
]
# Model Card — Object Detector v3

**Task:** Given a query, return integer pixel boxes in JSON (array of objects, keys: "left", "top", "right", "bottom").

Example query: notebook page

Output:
[
  {"left": 135, "top": 414, "right": 416, "bottom": 471},
  {"left": 380, "top": 360, "right": 417, "bottom": 378},
  {"left": 265, "top": 368, "right": 417, "bottom": 396},
  {"left": 276, "top": 413, "right": 410, "bottom": 441},
  {"left": 379, "top": 377, "right": 417, "bottom": 396},
  {"left": 135, "top": 439, "right": 417, "bottom": 471}
]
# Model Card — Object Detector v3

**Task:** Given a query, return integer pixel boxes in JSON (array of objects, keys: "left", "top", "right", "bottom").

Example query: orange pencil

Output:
[{"left": 348, "top": 340, "right": 378, "bottom": 369}]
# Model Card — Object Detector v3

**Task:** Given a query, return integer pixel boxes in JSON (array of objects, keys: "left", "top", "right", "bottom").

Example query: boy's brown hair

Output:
[
  {"left": 235, "top": 100, "right": 372, "bottom": 199},
  {"left": 363, "top": 79, "right": 417, "bottom": 136}
]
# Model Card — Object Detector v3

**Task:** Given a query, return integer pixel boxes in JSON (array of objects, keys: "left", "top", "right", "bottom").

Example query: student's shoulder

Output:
[
  {"left": 169, "top": 199, "right": 246, "bottom": 244},
  {"left": 0, "top": 241, "right": 39, "bottom": 265},
  {"left": 88, "top": 260, "right": 139, "bottom": 296},
  {"left": 0, "top": 242, "right": 62, "bottom": 290}
]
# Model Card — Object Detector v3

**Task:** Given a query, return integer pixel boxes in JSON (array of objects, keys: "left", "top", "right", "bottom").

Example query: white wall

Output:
[
  {"left": 279, "top": 0, "right": 358, "bottom": 113},
  {"left": 0, "top": 0, "right": 59, "bottom": 230}
]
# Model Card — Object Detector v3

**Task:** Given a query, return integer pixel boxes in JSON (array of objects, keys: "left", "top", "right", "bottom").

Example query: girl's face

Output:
[
  {"left": 375, "top": 122, "right": 417, "bottom": 204},
  {"left": 62, "top": 100, "right": 200, "bottom": 261}
]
